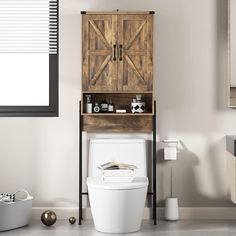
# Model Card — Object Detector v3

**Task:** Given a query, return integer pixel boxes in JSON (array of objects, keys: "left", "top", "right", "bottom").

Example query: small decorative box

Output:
[{"left": 131, "top": 102, "right": 146, "bottom": 113}]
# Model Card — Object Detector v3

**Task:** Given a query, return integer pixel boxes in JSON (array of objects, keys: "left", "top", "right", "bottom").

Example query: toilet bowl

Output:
[
  {"left": 87, "top": 177, "right": 148, "bottom": 233},
  {"left": 87, "top": 139, "right": 149, "bottom": 234}
]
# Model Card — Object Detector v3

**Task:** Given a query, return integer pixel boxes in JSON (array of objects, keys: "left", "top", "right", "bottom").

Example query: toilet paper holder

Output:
[{"left": 162, "top": 140, "right": 180, "bottom": 160}]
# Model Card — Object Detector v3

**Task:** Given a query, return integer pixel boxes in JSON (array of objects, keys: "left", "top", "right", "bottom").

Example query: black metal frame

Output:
[
  {"left": 78, "top": 100, "right": 157, "bottom": 225},
  {"left": 152, "top": 100, "right": 157, "bottom": 224},
  {"left": 80, "top": 11, "right": 155, "bottom": 15},
  {"left": 0, "top": 1, "right": 59, "bottom": 117}
]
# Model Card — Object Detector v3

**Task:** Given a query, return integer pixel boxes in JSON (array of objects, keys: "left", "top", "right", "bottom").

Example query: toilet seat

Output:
[{"left": 87, "top": 177, "right": 148, "bottom": 190}]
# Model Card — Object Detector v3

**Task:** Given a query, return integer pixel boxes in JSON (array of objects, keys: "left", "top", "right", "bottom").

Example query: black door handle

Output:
[
  {"left": 119, "top": 44, "right": 122, "bottom": 61},
  {"left": 113, "top": 44, "right": 116, "bottom": 61}
]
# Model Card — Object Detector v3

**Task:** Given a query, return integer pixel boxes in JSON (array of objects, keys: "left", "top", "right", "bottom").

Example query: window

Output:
[{"left": 0, "top": 0, "right": 58, "bottom": 116}]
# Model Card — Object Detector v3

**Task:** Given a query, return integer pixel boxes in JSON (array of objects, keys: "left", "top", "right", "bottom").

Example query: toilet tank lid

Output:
[{"left": 90, "top": 138, "right": 146, "bottom": 144}]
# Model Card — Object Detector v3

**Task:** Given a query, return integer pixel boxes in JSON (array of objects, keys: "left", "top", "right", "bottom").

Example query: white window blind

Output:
[
  {"left": 0, "top": 0, "right": 58, "bottom": 53},
  {"left": 0, "top": 0, "right": 58, "bottom": 111}
]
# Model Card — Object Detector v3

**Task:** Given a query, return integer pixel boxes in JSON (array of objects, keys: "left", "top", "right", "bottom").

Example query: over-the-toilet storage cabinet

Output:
[
  {"left": 79, "top": 11, "right": 156, "bottom": 224},
  {"left": 82, "top": 13, "right": 153, "bottom": 92}
]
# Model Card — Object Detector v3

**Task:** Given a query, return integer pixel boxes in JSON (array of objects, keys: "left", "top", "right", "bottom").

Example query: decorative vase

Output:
[{"left": 164, "top": 197, "right": 179, "bottom": 221}]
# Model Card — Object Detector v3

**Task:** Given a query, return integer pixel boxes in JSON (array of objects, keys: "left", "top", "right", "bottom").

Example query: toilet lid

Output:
[{"left": 87, "top": 177, "right": 148, "bottom": 190}]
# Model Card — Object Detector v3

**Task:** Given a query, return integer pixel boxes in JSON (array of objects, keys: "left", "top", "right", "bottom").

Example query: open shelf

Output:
[
  {"left": 82, "top": 92, "right": 153, "bottom": 115},
  {"left": 82, "top": 114, "right": 153, "bottom": 132}
]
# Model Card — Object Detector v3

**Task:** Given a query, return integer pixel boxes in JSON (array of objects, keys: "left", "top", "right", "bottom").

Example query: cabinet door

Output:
[
  {"left": 82, "top": 15, "right": 117, "bottom": 91},
  {"left": 117, "top": 15, "right": 153, "bottom": 91}
]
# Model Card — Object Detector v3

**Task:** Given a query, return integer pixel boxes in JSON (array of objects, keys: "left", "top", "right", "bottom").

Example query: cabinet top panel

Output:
[{"left": 81, "top": 11, "right": 155, "bottom": 15}]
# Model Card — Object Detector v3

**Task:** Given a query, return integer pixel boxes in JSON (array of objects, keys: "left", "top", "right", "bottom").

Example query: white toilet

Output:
[{"left": 87, "top": 138, "right": 149, "bottom": 234}]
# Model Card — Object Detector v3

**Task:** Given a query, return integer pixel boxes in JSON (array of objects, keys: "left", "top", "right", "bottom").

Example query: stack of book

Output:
[{"left": 98, "top": 161, "right": 138, "bottom": 183}]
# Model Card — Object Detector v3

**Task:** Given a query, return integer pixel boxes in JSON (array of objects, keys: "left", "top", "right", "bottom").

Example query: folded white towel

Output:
[
  {"left": 101, "top": 169, "right": 134, "bottom": 177},
  {"left": 101, "top": 176, "right": 134, "bottom": 183}
]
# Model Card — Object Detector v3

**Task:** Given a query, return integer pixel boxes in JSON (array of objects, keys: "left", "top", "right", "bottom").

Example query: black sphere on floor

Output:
[
  {"left": 69, "top": 217, "right": 76, "bottom": 224},
  {"left": 41, "top": 210, "right": 57, "bottom": 226}
]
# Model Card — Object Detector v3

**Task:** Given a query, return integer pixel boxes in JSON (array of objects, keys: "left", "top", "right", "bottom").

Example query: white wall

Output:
[{"left": 0, "top": 0, "right": 235, "bottom": 208}]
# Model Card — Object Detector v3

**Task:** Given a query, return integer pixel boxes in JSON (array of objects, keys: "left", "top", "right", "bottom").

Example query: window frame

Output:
[{"left": 0, "top": 1, "right": 59, "bottom": 117}]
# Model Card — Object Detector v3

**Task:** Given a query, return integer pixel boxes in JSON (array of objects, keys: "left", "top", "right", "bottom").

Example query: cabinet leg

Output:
[
  {"left": 79, "top": 101, "right": 83, "bottom": 225},
  {"left": 153, "top": 100, "right": 157, "bottom": 225}
]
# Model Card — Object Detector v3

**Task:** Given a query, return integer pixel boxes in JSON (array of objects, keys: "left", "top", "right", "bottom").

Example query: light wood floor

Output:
[{"left": 2, "top": 220, "right": 236, "bottom": 235}]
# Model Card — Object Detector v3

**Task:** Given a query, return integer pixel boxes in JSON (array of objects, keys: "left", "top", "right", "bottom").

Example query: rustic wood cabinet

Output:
[
  {"left": 82, "top": 12, "right": 153, "bottom": 92},
  {"left": 81, "top": 11, "right": 154, "bottom": 124},
  {"left": 79, "top": 11, "right": 157, "bottom": 226}
]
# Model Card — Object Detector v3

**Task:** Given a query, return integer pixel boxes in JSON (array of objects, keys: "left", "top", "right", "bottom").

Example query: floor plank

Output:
[{"left": 1, "top": 220, "right": 236, "bottom": 236}]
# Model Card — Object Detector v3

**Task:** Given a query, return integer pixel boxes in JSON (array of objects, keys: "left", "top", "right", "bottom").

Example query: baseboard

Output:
[{"left": 32, "top": 207, "right": 236, "bottom": 220}]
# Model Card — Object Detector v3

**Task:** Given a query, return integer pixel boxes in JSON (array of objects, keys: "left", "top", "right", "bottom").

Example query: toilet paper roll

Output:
[{"left": 164, "top": 146, "right": 177, "bottom": 160}]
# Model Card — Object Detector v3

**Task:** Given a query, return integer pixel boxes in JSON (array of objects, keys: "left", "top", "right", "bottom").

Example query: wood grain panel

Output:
[
  {"left": 90, "top": 55, "right": 111, "bottom": 85},
  {"left": 117, "top": 14, "right": 153, "bottom": 91},
  {"left": 82, "top": 14, "right": 89, "bottom": 90},
  {"left": 82, "top": 15, "right": 117, "bottom": 91},
  {"left": 124, "top": 55, "right": 145, "bottom": 84},
  {"left": 83, "top": 115, "right": 153, "bottom": 132},
  {"left": 89, "top": 20, "right": 111, "bottom": 49}
]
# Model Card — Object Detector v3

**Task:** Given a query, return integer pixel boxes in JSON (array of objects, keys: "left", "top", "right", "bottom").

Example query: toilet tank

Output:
[{"left": 88, "top": 139, "right": 147, "bottom": 177}]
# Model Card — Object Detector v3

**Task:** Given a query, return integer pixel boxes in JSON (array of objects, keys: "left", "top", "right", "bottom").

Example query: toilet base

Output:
[
  {"left": 88, "top": 186, "right": 147, "bottom": 234},
  {"left": 96, "top": 226, "right": 141, "bottom": 234}
]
